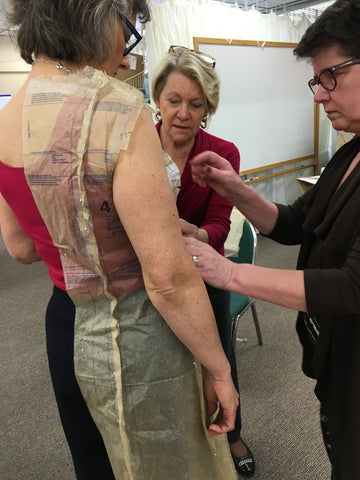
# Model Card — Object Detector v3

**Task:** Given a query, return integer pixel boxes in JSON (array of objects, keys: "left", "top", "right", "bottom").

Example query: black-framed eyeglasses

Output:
[
  {"left": 168, "top": 45, "right": 216, "bottom": 68},
  {"left": 117, "top": 11, "right": 142, "bottom": 57},
  {"left": 308, "top": 58, "right": 360, "bottom": 94}
]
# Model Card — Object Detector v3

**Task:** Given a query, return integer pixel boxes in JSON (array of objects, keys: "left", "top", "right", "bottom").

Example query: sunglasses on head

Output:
[{"left": 168, "top": 45, "right": 216, "bottom": 68}]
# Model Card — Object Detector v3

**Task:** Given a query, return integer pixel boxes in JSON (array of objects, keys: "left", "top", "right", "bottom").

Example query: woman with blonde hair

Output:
[{"left": 152, "top": 46, "right": 255, "bottom": 477}]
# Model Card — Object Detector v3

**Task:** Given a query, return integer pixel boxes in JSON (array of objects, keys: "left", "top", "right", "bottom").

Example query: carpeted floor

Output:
[{"left": 0, "top": 232, "right": 331, "bottom": 479}]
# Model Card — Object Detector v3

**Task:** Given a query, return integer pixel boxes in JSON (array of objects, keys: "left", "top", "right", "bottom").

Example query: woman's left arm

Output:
[
  {"left": 184, "top": 236, "right": 307, "bottom": 312},
  {"left": 185, "top": 230, "right": 360, "bottom": 315},
  {"left": 0, "top": 194, "right": 41, "bottom": 264}
]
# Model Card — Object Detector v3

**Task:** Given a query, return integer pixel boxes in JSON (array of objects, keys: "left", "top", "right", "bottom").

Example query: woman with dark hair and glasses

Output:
[
  {"left": 184, "top": 1, "right": 360, "bottom": 478},
  {"left": 152, "top": 46, "right": 255, "bottom": 478},
  {"left": 0, "top": 2, "right": 240, "bottom": 479}
]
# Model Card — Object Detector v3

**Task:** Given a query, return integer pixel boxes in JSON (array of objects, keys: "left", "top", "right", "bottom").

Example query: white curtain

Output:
[{"left": 144, "top": 0, "right": 312, "bottom": 100}]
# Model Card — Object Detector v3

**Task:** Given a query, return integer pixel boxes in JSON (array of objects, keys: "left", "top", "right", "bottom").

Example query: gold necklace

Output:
[{"left": 32, "top": 58, "right": 71, "bottom": 73}]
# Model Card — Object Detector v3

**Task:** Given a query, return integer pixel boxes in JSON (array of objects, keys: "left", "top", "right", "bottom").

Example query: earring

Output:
[
  {"left": 200, "top": 114, "right": 208, "bottom": 129},
  {"left": 155, "top": 109, "right": 161, "bottom": 121}
]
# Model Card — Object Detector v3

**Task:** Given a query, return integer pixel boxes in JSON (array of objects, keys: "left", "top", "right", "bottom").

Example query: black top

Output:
[{"left": 268, "top": 135, "right": 360, "bottom": 479}]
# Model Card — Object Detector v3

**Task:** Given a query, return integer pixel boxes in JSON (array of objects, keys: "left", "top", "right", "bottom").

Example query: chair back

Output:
[
  {"left": 227, "top": 219, "right": 263, "bottom": 345},
  {"left": 228, "top": 220, "right": 257, "bottom": 265}
]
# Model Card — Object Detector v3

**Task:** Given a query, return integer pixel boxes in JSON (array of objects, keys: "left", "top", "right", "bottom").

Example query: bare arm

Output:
[
  {"left": 184, "top": 236, "right": 307, "bottom": 312},
  {"left": 230, "top": 263, "right": 306, "bottom": 312},
  {"left": 190, "top": 151, "right": 279, "bottom": 235},
  {"left": 179, "top": 218, "right": 210, "bottom": 243},
  {"left": 113, "top": 107, "right": 238, "bottom": 435},
  {"left": 0, "top": 194, "right": 41, "bottom": 264}
]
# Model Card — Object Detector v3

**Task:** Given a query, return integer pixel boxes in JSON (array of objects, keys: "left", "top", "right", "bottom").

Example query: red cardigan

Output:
[{"left": 156, "top": 123, "right": 240, "bottom": 254}]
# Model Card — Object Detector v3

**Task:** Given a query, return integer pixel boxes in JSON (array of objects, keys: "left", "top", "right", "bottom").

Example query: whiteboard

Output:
[{"left": 193, "top": 38, "right": 315, "bottom": 174}]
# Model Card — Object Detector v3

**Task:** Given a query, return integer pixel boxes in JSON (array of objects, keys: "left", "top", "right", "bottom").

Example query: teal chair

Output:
[{"left": 226, "top": 219, "right": 263, "bottom": 346}]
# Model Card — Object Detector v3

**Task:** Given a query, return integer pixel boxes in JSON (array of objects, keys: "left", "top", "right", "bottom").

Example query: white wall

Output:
[{"left": 0, "top": 36, "right": 30, "bottom": 96}]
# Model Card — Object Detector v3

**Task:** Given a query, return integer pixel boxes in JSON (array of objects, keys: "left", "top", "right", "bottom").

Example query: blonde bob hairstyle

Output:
[{"left": 152, "top": 48, "right": 220, "bottom": 117}]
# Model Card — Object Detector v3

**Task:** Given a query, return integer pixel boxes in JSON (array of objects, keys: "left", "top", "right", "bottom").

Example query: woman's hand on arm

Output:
[
  {"left": 113, "top": 106, "right": 238, "bottom": 434},
  {"left": 190, "top": 151, "right": 279, "bottom": 235},
  {"left": 179, "top": 218, "right": 209, "bottom": 243},
  {"left": 0, "top": 194, "right": 41, "bottom": 264},
  {"left": 184, "top": 236, "right": 307, "bottom": 312}
]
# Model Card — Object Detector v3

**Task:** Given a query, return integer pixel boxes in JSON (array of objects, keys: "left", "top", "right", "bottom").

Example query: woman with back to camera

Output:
[
  {"left": 0, "top": 1, "right": 239, "bottom": 479},
  {"left": 152, "top": 46, "right": 255, "bottom": 477},
  {"left": 185, "top": 1, "right": 360, "bottom": 478}
]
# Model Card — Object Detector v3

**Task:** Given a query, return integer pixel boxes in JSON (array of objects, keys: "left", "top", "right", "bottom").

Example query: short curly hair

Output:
[
  {"left": 152, "top": 47, "right": 220, "bottom": 117},
  {"left": 6, "top": 0, "right": 150, "bottom": 65},
  {"left": 294, "top": 0, "right": 360, "bottom": 59}
]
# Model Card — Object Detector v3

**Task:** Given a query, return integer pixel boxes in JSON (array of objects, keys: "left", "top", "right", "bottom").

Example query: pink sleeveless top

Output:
[{"left": 0, "top": 160, "right": 65, "bottom": 289}]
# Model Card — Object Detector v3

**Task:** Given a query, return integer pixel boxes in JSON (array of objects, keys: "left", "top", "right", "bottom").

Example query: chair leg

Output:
[
  {"left": 250, "top": 301, "right": 263, "bottom": 345},
  {"left": 231, "top": 315, "right": 239, "bottom": 348}
]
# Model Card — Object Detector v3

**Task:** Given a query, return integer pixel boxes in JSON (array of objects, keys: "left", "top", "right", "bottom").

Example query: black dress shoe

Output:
[{"left": 231, "top": 442, "right": 255, "bottom": 477}]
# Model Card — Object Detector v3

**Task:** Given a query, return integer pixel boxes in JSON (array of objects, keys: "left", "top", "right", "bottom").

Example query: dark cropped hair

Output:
[
  {"left": 152, "top": 48, "right": 220, "bottom": 117},
  {"left": 6, "top": 0, "right": 150, "bottom": 65},
  {"left": 294, "top": 0, "right": 360, "bottom": 59}
]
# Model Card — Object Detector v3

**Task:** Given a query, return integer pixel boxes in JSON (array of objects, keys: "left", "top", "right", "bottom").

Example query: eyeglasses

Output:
[
  {"left": 117, "top": 11, "right": 142, "bottom": 57},
  {"left": 308, "top": 58, "right": 360, "bottom": 94},
  {"left": 168, "top": 45, "right": 216, "bottom": 68}
]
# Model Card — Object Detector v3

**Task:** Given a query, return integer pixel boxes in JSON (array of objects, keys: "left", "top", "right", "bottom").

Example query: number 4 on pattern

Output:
[{"left": 101, "top": 201, "right": 111, "bottom": 213}]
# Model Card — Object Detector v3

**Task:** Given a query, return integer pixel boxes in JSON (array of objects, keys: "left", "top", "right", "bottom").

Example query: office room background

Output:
[
  {"left": 0, "top": 0, "right": 336, "bottom": 204},
  {"left": 0, "top": 2, "right": 341, "bottom": 480}
]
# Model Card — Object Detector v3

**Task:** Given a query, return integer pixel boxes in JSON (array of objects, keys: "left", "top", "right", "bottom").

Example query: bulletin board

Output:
[{"left": 193, "top": 38, "right": 318, "bottom": 183}]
